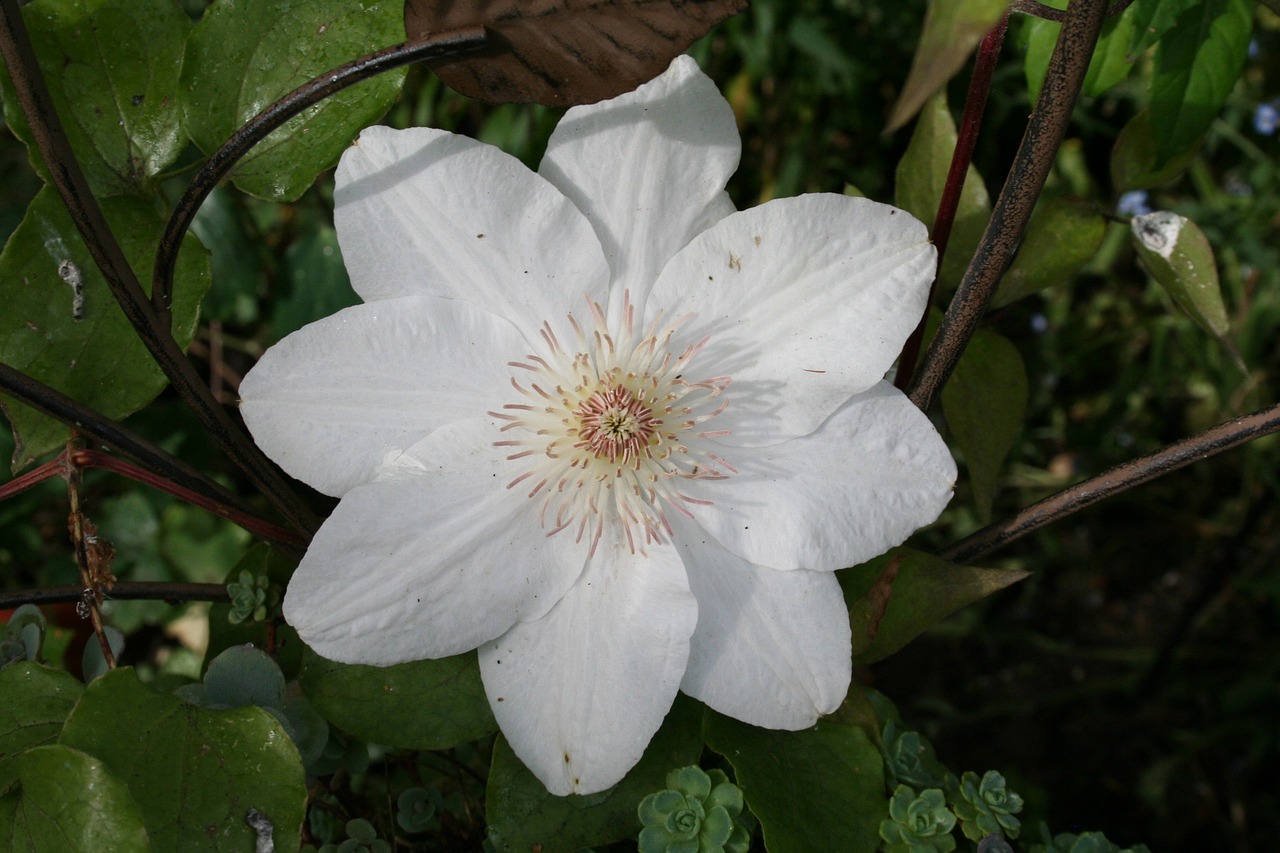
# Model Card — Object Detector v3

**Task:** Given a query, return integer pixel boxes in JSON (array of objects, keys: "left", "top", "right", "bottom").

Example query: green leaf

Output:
[
  {"left": 58, "top": 667, "right": 306, "bottom": 852},
  {"left": 1150, "top": 0, "right": 1252, "bottom": 165},
  {"left": 0, "top": 0, "right": 190, "bottom": 198},
  {"left": 0, "top": 745, "right": 149, "bottom": 851},
  {"left": 703, "top": 699, "right": 885, "bottom": 853},
  {"left": 886, "top": 0, "right": 1010, "bottom": 133},
  {"left": 271, "top": 226, "right": 359, "bottom": 341},
  {"left": 1023, "top": 0, "right": 1137, "bottom": 101},
  {"left": 180, "top": 0, "right": 408, "bottom": 202},
  {"left": 206, "top": 545, "right": 303, "bottom": 680},
  {"left": 895, "top": 91, "right": 991, "bottom": 291},
  {"left": 0, "top": 662, "right": 84, "bottom": 791},
  {"left": 994, "top": 196, "right": 1106, "bottom": 308},
  {"left": 190, "top": 188, "right": 264, "bottom": 326},
  {"left": 841, "top": 548, "right": 1028, "bottom": 665},
  {"left": 1130, "top": 211, "right": 1230, "bottom": 336},
  {"left": 941, "top": 329, "right": 1028, "bottom": 519},
  {"left": 1128, "top": 0, "right": 1200, "bottom": 57},
  {"left": 485, "top": 694, "right": 704, "bottom": 852},
  {"left": 0, "top": 187, "right": 210, "bottom": 469},
  {"left": 298, "top": 647, "right": 497, "bottom": 750},
  {"left": 1110, "top": 110, "right": 1201, "bottom": 192}
]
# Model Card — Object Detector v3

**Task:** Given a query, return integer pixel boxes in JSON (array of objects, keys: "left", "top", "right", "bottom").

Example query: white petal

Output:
[
  {"left": 672, "top": 514, "right": 851, "bottom": 729},
  {"left": 283, "top": 420, "right": 588, "bottom": 665},
  {"left": 479, "top": 529, "right": 697, "bottom": 796},
  {"left": 334, "top": 125, "right": 609, "bottom": 329},
  {"left": 539, "top": 55, "right": 740, "bottom": 317},
  {"left": 690, "top": 382, "right": 956, "bottom": 571},
  {"left": 649, "top": 194, "right": 935, "bottom": 446},
  {"left": 240, "top": 295, "right": 524, "bottom": 497}
]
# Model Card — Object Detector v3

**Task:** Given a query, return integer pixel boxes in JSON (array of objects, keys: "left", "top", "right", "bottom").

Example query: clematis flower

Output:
[{"left": 240, "top": 56, "right": 955, "bottom": 796}]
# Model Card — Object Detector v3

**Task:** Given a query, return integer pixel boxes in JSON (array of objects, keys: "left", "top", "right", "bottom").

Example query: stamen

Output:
[{"left": 493, "top": 296, "right": 733, "bottom": 552}]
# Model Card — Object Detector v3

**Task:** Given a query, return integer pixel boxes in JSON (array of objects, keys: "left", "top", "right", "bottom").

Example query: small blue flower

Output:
[
  {"left": 1253, "top": 102, "right": 1279, "bottom": 136},
  {"left": 1115, "top": 190, "right": 1150, "bottom": 218}
]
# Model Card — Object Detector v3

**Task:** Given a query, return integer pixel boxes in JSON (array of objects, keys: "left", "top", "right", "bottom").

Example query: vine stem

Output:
[
  {"left": 0, "top": 362, "right": 304, "bottom": 553},
  {"left": 0, "top": 0, "right": 319, "bottom": 539},
  {"left": 152, "top": 27, "right": 489, "bottom": 316},
  {"left": 907, "top": 0, "right": 1111, "bottom": 412},
  {"left": 62, "top": 439, "right": 116, "bottom": 670},
  {"left": 0, "top": 582, "right": 230, "bottom": 611},
  {"left": 940, "top": 401, "right": 1280, "bottom": 564},
  {"left": 893, "top": 10, "right": 1009, "bottom": 391}
]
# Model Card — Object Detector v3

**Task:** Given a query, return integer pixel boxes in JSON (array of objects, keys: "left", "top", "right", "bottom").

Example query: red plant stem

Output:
[
  {"left": 894, "top": 11, "right": 1009, "bottom": 391},
  {"left": 0, "top": 456, "right": 63, "bottom": 501},
  {"left": 72, "top": 450, "right": 308, "bottom": 553},
  {"left": 908, "top": 0, "right": 1111, "bottom": 412}
]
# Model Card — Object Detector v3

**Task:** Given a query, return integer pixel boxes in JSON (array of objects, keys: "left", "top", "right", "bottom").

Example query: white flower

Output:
[{"left": 240, "top": 56, "right": 955, "bottom": 796}]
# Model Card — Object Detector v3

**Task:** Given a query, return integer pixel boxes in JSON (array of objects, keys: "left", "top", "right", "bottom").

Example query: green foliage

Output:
[
  {"left": 887, "top": 0, "right": 1010, "bottom": 132},
  {"left": 1149, "top": 0, "right": 1253, "bottom": 164},
  {"left": 994, "top": 196, "right": 1106, "bottom": 308},
  {"left": 0, "top": 662, "right": 84, "bottom": 791},
  {"left": 1130, "top": 210, "right": 1231, "bottom": 337},
  {"left": 704, "top": 702, "right": 886, "bottom": 853},
  {"left": 881, "top": 719, "right": 946, "bottom": 790},
  {"left": 0, "top": 744, "right": 150, "bottom": 851},
  {"left": 841, "top": 548, "right": 1028, "bottom": 665},
  {"left": 950, "top": 770, "right": 1024, "bottom": 841},
  {"left": 395, "top": 786, "right": 439, "bottom": 833},
  {"left": 0, "top": 188, "right": 210, "bottom": 467},
  {"left": 299, "top": 646, "right": 497, "bottom": 751},
  {"left": 1022, "top": 0, "right": 1138, "bottom": 100},
  {"left": 879, "top": 786, "right": 957, "bottom": 853},
  {"left": 0, "top": 0, "right": 190, "bottom": 198},
  {"left": 0, "top": 604, "right": 45, "bottom": 666},
  {"left": 59, "top": 667, "right": 307, "bottom": 851},
  {"left": 895, "top": 90, "right": 992, "bottom": 291},
  {"left": 637, "top": 766, "right": 751, "bottom": 853},
  {"left": 180, "top": 0, "right": 408, "bottom": 201},
  {"left": 942, "top": 328, "right": 1029, "bottom": 520}
]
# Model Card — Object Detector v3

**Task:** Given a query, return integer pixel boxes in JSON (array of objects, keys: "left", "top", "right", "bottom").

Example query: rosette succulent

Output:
[
  {"left": 637, "top": 766, "right": 750, "bottom": 853},
  {"left": 879, "top": 785, "right": 958, "bottom": 853},
  {"left": 952, "top": 770, "right": 1024, "bottom": 841}
]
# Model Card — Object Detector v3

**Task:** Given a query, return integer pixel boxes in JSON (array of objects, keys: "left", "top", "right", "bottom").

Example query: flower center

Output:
[{"left": 489, "top": 294, "right": 733, "bottom": 554}]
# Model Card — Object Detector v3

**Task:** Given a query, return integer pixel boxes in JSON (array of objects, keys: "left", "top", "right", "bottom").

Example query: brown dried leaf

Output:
[{"left": 408, "top": 0, "right": 747, "bottom": 106}]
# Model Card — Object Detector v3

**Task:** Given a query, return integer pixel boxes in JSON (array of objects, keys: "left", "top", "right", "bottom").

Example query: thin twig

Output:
[
  {"left": 0, "top": 582, "right": 231, "bottom": 610},
  {"left": 0, "top": 362, "right": 303, "bottom": 553},
  {"left": 907, "top": 0, "right": 1110, "bottom": 412},
  {"left": 152, "top": 28, "right": 489, "bottom": 315},
  {"left": 0, "top": 0, "right": 319, "bottom": 537},
  {"left": 894, "top": 11, "right": 1009, "bottom": 390},
  {"left": 940, "top": 402, "right": 1280, "bottom": 564},
  {"left": 62, "top": 439, "right": 116, "bottom": 670}
]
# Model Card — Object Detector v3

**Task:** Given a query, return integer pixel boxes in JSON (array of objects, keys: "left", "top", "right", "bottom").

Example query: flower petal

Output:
[
  {"left": 240, "top": 295, "right": 524, "bottom": 497},
  {"left": 672, "top": 514, "right": 852, "bottom": 729},
  {"left": 282, "top": 420, "right": 588, "bottom": 665},
  {"left": 649, "top": 194, "right": 935, "bottom": 446},
  {"left": 479, "top": 531, "right": 697, "bottom": 796},
  {"left": 690, "top": 381, "right": 956, "bottom": 571},
  {"left": 539, "top": 55, "right": 740, "bottom": 317},
  {"left": 334, "top": 125, "right": 609, "bottom": 329}
]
